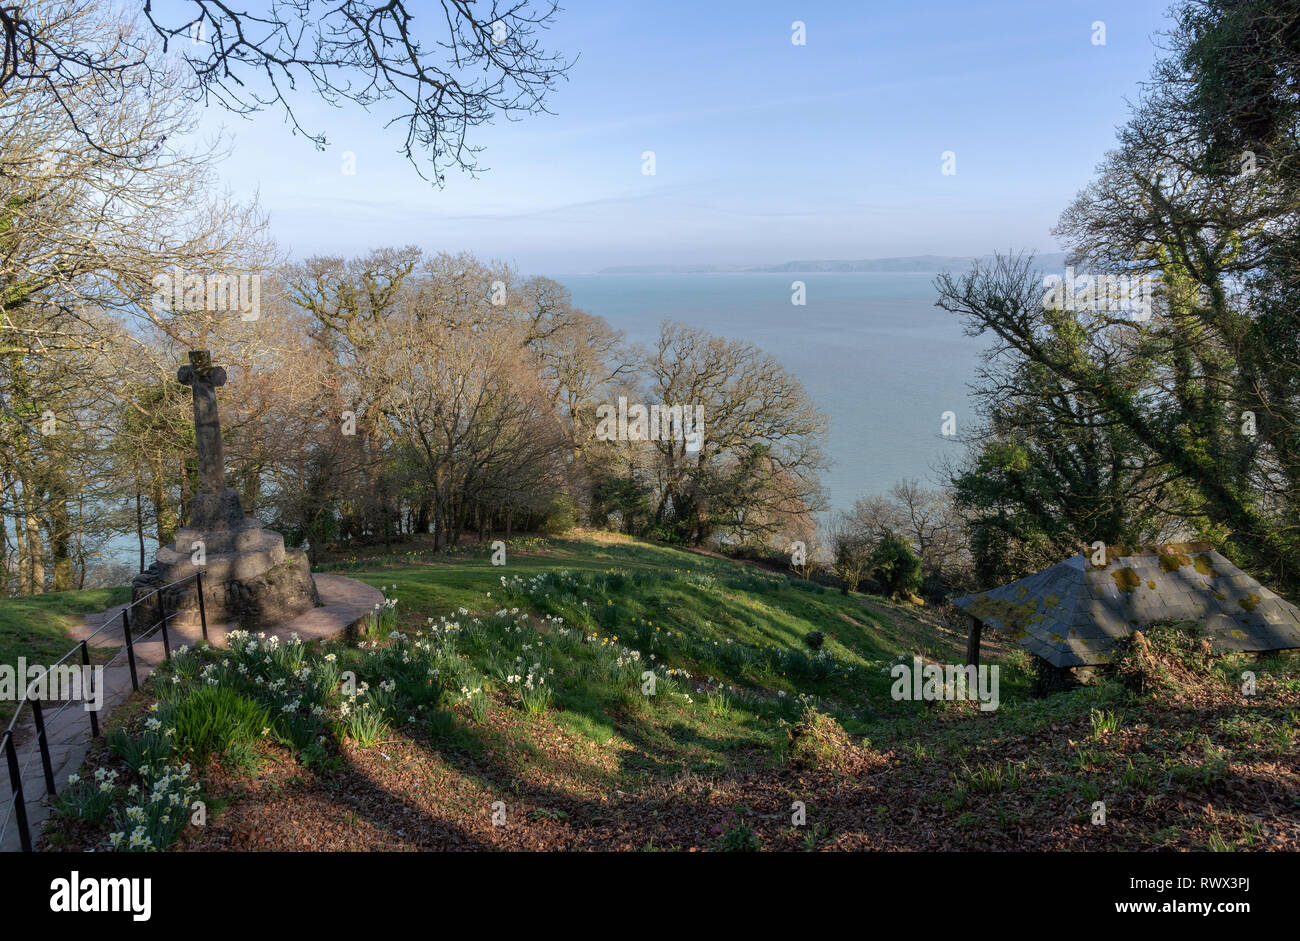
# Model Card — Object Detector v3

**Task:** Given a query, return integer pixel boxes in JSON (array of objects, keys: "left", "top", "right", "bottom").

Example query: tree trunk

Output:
[
  {"left": 49, "top": 502, "right": 73, "bottom": 591},
  {"left": 136, "top": 490, "right": 146, "bottom": 573},
  {"left": 14, "top": 506, "right": 28, "bottom": 595},
  {"left": 25, "top": 513, "right": 44, "bottom": 594},
  {"left": 0, "top": 511, "right": 9, "bottom": 597}
]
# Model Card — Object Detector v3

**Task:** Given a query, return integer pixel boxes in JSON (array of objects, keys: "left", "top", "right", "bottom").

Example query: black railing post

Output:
[
  {"left": 196, "top": 571, "right": 208, "bottom": 642},
  {"left": 3, "top": 729, "right": 32, "bottom": 853},
  {"left": 121, "top": 608, "right": 139, "bottom": 691},
  {"left": 80, "top": 640, "right": 99, "bottom": 739},
  {"left": 29, "top": 696, "right": 57, "bottom": 797},
  {"left": 159, "top": 589, "right": 171, "bottom": 661}
]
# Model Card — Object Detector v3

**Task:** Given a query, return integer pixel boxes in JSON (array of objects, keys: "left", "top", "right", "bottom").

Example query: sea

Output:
[{"left": 557, "top": 271, "right": 991, "bottom": 517}]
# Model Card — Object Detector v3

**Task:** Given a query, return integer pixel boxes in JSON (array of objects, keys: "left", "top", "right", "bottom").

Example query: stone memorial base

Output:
[{"left": 132, "top": 487, "right": 320, "bottom": 630}]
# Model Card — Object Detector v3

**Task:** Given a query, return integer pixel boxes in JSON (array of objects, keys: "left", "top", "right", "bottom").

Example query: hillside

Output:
[{"left": 30, "top": 532, "right": 1300, "bottom": 851}]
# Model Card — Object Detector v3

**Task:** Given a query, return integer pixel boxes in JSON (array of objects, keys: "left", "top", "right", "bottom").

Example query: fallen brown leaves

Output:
[{"left": 39, "top": 646, "right": 1300, "bottom": 853}]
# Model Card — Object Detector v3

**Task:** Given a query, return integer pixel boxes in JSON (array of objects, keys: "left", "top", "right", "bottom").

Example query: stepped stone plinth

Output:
[{"left": 131, "top": 351, "right": 320, "bottom": 629}]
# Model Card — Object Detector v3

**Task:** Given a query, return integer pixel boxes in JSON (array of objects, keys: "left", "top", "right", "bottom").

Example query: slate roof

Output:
[{"left": 952, "top": 543, "right": 1300, "bottom": 668}]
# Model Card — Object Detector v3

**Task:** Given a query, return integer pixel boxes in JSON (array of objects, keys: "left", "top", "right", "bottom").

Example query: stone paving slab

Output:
[{"left": 1, "top": 574, "right": 382, "bottom": 852}]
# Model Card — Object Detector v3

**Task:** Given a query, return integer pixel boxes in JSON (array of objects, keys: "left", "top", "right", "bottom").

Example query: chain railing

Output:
[{"left": 0, "top": 571, "right": 207, "bottom": 852}]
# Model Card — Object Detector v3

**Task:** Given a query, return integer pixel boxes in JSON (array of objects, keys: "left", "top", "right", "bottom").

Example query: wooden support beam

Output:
[{"left": 965, "top": 615, "right": 982, "bottom": 668}]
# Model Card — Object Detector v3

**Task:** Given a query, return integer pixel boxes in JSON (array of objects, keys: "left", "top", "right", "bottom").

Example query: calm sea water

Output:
[{"left": 557, "top": 272, "right": 988, "bottom": 515}]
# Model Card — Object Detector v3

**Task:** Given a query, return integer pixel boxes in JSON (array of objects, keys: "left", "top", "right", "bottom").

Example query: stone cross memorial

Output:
[
  {"left": 179, "top": 351, "right": 228, "bottom": 496},
  {"left": 132, "top": 350, "right": 320, "bottom": 629}
]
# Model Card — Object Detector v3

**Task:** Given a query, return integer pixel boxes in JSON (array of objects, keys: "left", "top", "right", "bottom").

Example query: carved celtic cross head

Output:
[{"left": 177, "top": 349, "right": 227, "bottom": 388}]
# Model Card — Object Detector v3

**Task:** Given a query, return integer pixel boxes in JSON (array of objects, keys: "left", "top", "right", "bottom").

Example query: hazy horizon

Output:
[{"left": 183, "top": 0, "right": 1172, "bottom": 275}]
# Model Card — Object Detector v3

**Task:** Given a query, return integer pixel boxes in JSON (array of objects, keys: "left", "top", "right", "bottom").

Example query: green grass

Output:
[
  {"left": 340, "top": 535, "right": 1011, "bottom": 720},
  {"left": 25, "top": 531, "right": 1300, "bottom": 851},
  {"left": 0, "top": 586, "right": 130, "bottom": 723},
  {"left": 304, "top": 533, "right": 1039, "bottom": 792}
]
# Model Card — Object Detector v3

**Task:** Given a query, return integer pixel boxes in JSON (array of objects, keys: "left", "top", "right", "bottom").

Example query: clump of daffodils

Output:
[{"left": 107, "top": 762, "right": 199, "bottom": 852}]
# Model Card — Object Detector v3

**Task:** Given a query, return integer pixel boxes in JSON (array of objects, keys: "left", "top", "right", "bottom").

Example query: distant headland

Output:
[{"left": 597, "top": 252, "right": 1069, "bottom": 275}]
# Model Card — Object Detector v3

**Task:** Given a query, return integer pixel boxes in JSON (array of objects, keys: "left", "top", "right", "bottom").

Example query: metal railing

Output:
[{"left": 1, "top": 571, "right": 207, "bottom": 852}]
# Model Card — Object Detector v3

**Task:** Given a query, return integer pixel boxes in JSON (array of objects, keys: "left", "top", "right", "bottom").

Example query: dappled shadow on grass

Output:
[
  {"left": 272, "top": 651, "right": 819, "bottom": 850},
  {"left": 188, "top": 661, "right": 1300, "bottom": 852},
  {"left": 182, "top": 722, "right": 497, "bottom": 851},
  {"left": 317, "top": 706, "right": 778, "bottom": 851}
]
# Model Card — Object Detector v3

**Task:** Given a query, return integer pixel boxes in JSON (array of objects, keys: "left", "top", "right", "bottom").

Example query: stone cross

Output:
[{"left": 177, "top": 350, "right": 228, "bottom": 495}]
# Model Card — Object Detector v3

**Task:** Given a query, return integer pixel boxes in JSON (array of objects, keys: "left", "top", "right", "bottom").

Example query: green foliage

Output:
[
  {"left": 32, "top": 532, "right": 1300, "bottom": 853},
  {"left": 1089, "top": 707, "right": 1121, "bottom": 739},
  {"left": 507, "top": 666, "right": 554, "bottom": 715},
  {"left": 869, "top": 535, "right": 923, "bottom": 599},
  {"left": 166, "top": 686, "right": 269, "bottom": 763},
  {"left": 962, "top": 759, "right": 1022, "bottom": 793},
  {"left": 590, "top": 474, "right": 656, "bottom": 535},
  {"left": 540, "top": 493, "right": 579, "bottom": 535},
  {"left": 341, "top": 697, "right": 388, "bottom": 747},
  {"left": 107, "top": 722, "right": 175, "bottom": 774},
  {"left": 53, "top": 767, "right": 119, "bottom": 825},
  {"left": 107, "top": 762, "right": 200, "bottom": 852},
  {"left": 713, "top": 813, "right": 762, "bottom": 851},
  {"left": 1114, "top": 621, "right": 1217, "bottom": 695}
]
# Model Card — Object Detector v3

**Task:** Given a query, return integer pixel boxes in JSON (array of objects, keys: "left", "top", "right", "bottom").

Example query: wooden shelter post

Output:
[{"left": 965, "top": 615, "right": 982, "bottom": 668}]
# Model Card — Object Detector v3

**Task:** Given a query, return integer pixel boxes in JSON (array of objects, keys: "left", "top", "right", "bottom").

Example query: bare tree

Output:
[
  {"left": 828, "top": 510, "right": 872, "bottom": 594},
  {"left": 0, "top": 1, "right": 275, "bottom": 593},
  {"left": 646, "top": 321, "right": 828, "bottom": 545},
  {"left": 372, "top": 317, "right": 568, "bottom": 548},
  {"left": 1, "top": 0, "right": 573, "bottom": 180}
]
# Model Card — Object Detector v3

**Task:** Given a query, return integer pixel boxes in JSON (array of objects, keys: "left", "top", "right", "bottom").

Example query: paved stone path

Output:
[{"left": 0, "top": 574, "right": 383, "bottom": 852}]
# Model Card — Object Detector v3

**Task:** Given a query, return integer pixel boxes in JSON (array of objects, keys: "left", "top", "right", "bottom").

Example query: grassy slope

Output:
[
  {"left": 0, "top": 586, "right": 130, "bottom": 724},
  {"left": 339, "top": 532, "right": 1023, "bottom": 719},
  {"left": 306, "top": 533, "right": 1297, "bottom": 850},
  {"left": 28, "top": 532, "right": 1300, "bottom": 850}
]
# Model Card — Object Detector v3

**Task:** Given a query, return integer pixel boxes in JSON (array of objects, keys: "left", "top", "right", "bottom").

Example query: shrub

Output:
[
  {"left": 540, "top": 494, "right": 578, "bottom": 535},
  {"left": 869, "top": 535, "right": 923, "bottom": 599},
  {"left": 1113, "top": 621, "right": 1216, "bottom": 696},
  {"left": 803, "top": 631, "right": 825, "bottom": 651},
  {"left": 785, "top": 705, "right": 880, "bottom": 774}
]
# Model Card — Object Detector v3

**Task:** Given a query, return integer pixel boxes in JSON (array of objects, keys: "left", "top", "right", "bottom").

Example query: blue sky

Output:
[{"left": 192, "top": 0, "right": 1174, "bottom": 274}]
